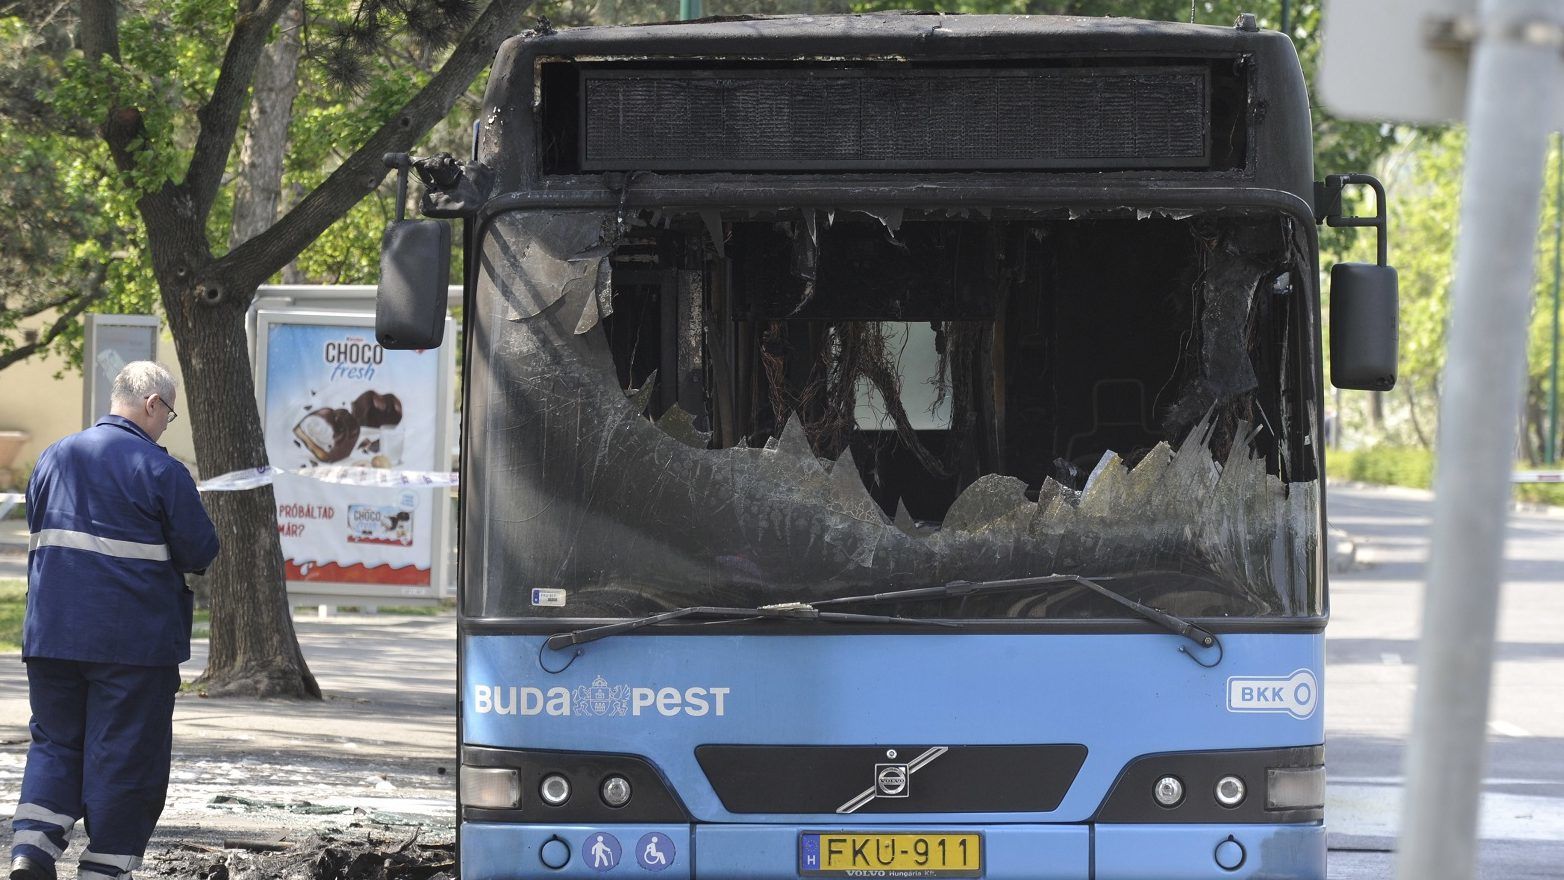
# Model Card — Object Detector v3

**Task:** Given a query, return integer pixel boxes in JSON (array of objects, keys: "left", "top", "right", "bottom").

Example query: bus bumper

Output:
[{"left": 459, "top": 822, "right": 1325, "bottom": 879}]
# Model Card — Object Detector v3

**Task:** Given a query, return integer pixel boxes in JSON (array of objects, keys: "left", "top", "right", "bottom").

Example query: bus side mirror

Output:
[
  {"left": 377, "top": 154, "right": 450, "bottom": 350},
  {"left": 1330, "top": 263, "right": 1398, "bottom": 391},
  {"left": 1318, "top": 172, "right": 1398, "bottom": 391}
]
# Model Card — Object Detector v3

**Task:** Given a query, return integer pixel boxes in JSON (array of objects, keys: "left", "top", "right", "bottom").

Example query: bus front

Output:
[{"left": 454, "top": 14, "right": 1333, "bottom": 880}]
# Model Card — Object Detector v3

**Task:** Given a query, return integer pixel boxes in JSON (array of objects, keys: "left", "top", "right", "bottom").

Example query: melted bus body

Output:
[{"left": 382, "top": 13, "right": 1397, "bottom": 880}]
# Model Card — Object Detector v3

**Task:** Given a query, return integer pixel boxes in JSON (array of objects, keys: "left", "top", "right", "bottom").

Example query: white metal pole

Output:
[{"left": 1395, "top": 2, "right": 1562, "bottom": 879}]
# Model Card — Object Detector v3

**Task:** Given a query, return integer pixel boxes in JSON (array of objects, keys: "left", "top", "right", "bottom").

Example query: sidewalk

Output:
[
  {"left": 0, "top": 613, "right": 458, "bottom": 878},
  {"left": 0, "top": 516, "right": 25, "bottom": 549},
  {"left": 0, "top": 515, "right": 25, "bottom": 581}
]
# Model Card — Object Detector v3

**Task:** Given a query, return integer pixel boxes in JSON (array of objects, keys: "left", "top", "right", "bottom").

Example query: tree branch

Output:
[
  {"left": 0, "top": 267, "right": 108, "bottom": 372},
  {"left": 185, "top": 0, "right": 296, "bottom": 222},
  {"left": 15, "top": 284, "right": 96, "bottom": 320},
  {"left": 217, "top": 0, "right": 536, "bottom": 291}
]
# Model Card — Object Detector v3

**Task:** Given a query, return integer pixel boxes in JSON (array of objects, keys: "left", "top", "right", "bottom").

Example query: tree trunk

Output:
[
  {"left": 281, "top": 182, "right": 310, "bottom": 284},
  {"left": 1404, "top": 382, "right": 1432, "bottom": 450},
  {"left": 88, "top": 0, "right": 537, "bottom": 698},
  {"left": 230, "top": 1, "right": 302, "bottom": 252},
  {"left": 1523, "top": 381, "right": 1546, "bottom": 465},
  {"left": 146, "top": 194, "right": 320, "bottom": 699}
]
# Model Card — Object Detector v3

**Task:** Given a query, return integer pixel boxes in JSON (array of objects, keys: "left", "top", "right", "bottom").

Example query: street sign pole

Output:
[{"left": 1396, "top": 3, "right": 1563, "bottom": 879}]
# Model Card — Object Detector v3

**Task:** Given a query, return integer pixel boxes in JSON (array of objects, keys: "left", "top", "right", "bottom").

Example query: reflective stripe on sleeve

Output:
[
  {"left": 12, "top": 802, "right": 78, "bottom": 832},
  {"left": 29, "top": 529, "right": 170, "bottom": 562},
  {"left": 11, "top": 829, "right": 64, "bottom": 859}
]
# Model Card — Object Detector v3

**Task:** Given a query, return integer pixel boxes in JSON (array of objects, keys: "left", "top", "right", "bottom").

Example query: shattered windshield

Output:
[{"left": 465, "top": 208, "right": 1321, "bottom": 622}]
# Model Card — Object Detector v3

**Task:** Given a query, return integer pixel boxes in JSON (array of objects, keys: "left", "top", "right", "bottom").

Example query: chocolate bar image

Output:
[
  {"left": 352, "top": 391, "right": 403, "bottom": 429},
  {"left": 293, "top": 408, "right": 360, "bottom": 463}
]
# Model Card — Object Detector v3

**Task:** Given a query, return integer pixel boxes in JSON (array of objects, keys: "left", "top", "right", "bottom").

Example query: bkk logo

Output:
[
  {"left": 1226, "top": 669, "right": 1318, "bottom": 720},
  {"left": 473, "top": 675, "right": 730, "bottom": 717}
]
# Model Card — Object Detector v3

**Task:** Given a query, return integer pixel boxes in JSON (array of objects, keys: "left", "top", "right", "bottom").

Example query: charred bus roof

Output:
[{"left": 478, "top": 13, "right": 1315, "bottom": 214}]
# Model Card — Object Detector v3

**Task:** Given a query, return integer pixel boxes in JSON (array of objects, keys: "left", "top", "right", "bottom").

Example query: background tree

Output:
[
  {"left": 0, "top": 13, "right": 159, "bottom": 371},
  {"left": 5, "top": 0, "right": 538, "bottom": 698}
]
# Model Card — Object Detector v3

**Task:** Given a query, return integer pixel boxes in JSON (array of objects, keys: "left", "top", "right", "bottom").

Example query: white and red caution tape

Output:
[{"left": 196, "top": 465, "right": 458, "bottom": 493}]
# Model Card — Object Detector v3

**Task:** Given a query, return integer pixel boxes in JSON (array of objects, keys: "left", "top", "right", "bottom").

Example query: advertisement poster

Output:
[
  {"left": 83, "top": 315, "right": 159, "bottom": 428},
  {"left": 260, "top": 315, "right": 450, "bottom": 593}
]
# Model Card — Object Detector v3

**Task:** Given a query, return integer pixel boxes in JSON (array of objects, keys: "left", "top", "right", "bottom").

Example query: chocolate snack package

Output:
[{"left": 347, "top": 504, "right": 415, "bottom": 546}]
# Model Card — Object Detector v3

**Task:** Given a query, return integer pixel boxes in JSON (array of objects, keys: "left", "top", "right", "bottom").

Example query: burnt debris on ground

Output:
[{"left": 148, "top": 829, "right": 455, "bottom": 880}]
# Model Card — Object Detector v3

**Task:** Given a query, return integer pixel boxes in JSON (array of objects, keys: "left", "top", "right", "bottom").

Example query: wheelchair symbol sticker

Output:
[{"left": 636, "top": 832, "right": 676, "bottom": 871}]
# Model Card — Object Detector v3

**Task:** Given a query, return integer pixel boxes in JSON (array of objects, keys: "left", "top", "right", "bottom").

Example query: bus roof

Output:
[{"left": 478, "top": 12, "right": 1316, "bottom": 217}]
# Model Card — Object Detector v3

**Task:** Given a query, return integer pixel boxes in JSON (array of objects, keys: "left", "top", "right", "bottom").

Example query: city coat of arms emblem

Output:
[{"left": 573, "top": 675, "right": 631, "bottom": 717}]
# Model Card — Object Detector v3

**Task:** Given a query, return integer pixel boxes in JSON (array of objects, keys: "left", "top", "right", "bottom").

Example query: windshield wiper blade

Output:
[
  {"left": 545, "top": 602, "right": 958, "bottom": 651},
  {"left": 814, "top": 574, "right": 1216, "bottom": 651}
]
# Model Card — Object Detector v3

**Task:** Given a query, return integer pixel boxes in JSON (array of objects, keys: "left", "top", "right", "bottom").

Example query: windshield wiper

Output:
[
  {"left": 545, "top": 602, "right": 960, "bottom": 651},
  {"left": 813, "top": 574, "right": 1216, "bottom": 651}
]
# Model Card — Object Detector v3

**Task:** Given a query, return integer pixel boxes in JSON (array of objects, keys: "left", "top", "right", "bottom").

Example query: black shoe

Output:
[{"left": 9, "top": 855, "right": 56, "bottom": 880}]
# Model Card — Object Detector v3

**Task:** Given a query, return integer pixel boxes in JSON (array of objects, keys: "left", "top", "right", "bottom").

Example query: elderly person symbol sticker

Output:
[
  {"left": 584, "top": 832, "right": 621, "bottom": 871},
  {"left": 637, "top": 833, "right": 676, "bottom": 872}
]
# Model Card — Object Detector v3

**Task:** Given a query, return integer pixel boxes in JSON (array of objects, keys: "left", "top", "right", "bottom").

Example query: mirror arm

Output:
[
  {"left": 1315, "top": 173, "right": 1389, "bottom": 267},
  {"left": 384, "top": 153, "right": 415, "bottom": 222}
]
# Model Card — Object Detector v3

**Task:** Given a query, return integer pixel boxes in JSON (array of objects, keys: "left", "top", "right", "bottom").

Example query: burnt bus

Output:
[{"left": 378, "top": 12, "right": 1396, "bottom": 880}]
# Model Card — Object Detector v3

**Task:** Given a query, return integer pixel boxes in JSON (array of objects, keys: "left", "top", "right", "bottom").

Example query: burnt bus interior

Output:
[
  {"left": 518, "top": 51, "right": 1315, "bottom": 527},
  {"left": 596, "top": 211, "right": 1314, "bottom": 526},
  {"left": 447, "top": 31, "right": 1326, "bottom": 616}
]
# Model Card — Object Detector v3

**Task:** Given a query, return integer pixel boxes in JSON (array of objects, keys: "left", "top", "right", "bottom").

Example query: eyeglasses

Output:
[{"left": 146, "top": 395, "right": 178, "bottom": 423}]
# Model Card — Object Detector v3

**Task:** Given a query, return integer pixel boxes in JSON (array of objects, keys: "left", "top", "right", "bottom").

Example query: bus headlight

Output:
[
  {"left": 1153, "top": 775, "right": 1185, "bottom": 807},
  {"left": 540, "top": 773, "right": 572, "bottom": 806},
  {"left": 1215, "top": 775, "right": 1247, "bottom": 807},
  {"left": 601, "top": 775, "right": 633, "bottom": 808},
  {"left": 1267, "top": 766, "right": 1325, "bottom": 810},
  {"left": 461, "top": 767, "right": 520, "bottom": 809}
]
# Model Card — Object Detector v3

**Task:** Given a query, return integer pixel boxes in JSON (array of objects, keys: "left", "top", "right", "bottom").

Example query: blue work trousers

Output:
[{"left": 10, "top": 658, "right": 180, "bottom": 879}]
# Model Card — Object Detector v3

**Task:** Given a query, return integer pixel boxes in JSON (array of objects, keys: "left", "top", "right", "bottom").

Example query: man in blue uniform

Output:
[{"left": 10, "top": 362, "right": 219, "bottom": 880}]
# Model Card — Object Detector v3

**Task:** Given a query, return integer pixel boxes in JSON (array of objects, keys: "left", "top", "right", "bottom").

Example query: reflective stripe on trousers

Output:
[
  {"left": 10, "top": 799, "right": 79, "bottom": 862},
  {"left": 79, "top": 848, "right": 141, "bottom": 879}
]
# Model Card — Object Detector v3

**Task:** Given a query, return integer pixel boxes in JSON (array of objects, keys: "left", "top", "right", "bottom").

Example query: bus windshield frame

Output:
[{"left": 460, "top": 196, "right": 1324, "bottom": 626}]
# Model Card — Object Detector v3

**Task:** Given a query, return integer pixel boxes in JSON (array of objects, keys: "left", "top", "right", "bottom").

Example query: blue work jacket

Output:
[{"left": 24, "top": 415, "right": 220, "bottom": 666}]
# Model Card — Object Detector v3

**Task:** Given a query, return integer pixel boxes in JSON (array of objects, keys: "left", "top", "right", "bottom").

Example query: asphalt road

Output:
[{"left": 1324, "top": 485, "right": 1564, "bottom": 879}]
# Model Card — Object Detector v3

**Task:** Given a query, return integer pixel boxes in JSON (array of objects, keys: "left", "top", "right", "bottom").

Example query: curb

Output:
[{"left": 1330, "top": 479, "right": 1564, "bottom": 520}]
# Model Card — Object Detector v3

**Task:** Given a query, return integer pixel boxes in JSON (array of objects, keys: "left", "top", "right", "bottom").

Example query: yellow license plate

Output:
[{"left": 799, "top": 832, "right": 983, "bottom": 877}]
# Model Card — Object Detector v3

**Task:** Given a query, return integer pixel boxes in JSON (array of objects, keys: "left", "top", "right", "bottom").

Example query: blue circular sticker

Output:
[
  {"left": 583, "top": 832, "right": 622, "bottom": 871},
  {"left": 636, "top": 832, "right": 677, "bottom": 872}
]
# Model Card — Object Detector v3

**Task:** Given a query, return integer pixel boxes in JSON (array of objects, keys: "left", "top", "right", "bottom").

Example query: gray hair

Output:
[{"left": 111, "top": 361, "right": 177, "bottom": 408}]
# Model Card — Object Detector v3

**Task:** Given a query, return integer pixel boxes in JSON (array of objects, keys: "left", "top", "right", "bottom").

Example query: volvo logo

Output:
[
  {"left": 837, "top": 747, "right": 949, "bottom": 813},
  {"left": 875, "top": 764, "right": 909, "bottom": 797}
]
